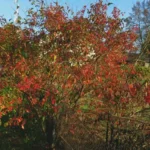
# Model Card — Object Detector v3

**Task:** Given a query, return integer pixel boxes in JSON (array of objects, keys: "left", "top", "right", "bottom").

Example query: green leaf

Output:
[
  {"left": 107, "top": 2, "right": 113, "bottom": 6},
  {"left": 21, "top": 50, "right": 28, "bottom": 58},
  {"left": 80, "top": 104, "right": 89, "bottom": 112}
]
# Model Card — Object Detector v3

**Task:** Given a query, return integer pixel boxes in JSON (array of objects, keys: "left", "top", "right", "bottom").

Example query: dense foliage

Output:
[{"left": 0, "top": 0, "right": 149, "bottom": 149}]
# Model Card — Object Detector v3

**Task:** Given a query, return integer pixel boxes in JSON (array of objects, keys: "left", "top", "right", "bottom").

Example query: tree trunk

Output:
[{"left": 45, "top": 116, "right": 55, "bottom": 149}]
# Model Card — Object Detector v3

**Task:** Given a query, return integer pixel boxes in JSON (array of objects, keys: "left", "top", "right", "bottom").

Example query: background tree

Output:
[{"left": 126, "top": 0, "right": 150, "bottom": 61}]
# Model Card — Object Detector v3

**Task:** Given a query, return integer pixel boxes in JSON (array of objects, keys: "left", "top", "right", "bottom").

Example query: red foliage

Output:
[
  {"left": 0, "top": 0, "right": 143, "bottom": 128},
  {"left": 17, "top": 76, "right": 41, "bottom": 92}
]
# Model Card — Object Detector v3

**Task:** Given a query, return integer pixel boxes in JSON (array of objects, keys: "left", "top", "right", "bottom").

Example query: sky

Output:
[{"left": 0, "top": 0, "right": 139, "bottom": 21}]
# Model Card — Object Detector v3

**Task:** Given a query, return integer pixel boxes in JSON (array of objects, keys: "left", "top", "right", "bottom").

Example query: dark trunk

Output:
[
  {"left": 45, "top": 116, "right": 55, "bottom": 149},
  {"left": 45, "top": 116, "right": 65, "bottom": 149}
]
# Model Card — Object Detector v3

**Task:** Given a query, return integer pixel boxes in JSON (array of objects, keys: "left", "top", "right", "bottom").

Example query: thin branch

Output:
[{"left": 60, "top": 135, "right": 74, "bottom": 150}]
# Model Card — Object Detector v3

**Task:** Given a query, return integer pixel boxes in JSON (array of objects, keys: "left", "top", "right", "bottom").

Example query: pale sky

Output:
[{"left": 0, "top": 0, "right": 140, "bottom": 21}]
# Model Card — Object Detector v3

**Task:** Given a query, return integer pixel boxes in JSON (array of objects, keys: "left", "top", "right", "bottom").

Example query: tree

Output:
[
  {"left": 0, "top": 0, "right": 149, "bottom": 149},
  {"left": 126, "top": 0, "right": 150, "bottom": 60}
]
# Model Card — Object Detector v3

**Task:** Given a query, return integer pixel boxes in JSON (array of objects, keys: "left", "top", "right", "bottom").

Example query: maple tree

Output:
[{"left": 0, "top": 0, "right": 149, "bottom": 149}]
